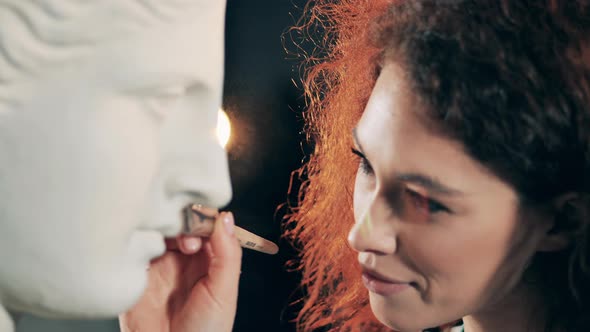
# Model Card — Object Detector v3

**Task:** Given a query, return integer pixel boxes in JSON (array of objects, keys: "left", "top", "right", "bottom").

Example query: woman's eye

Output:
[
  {"left": 351, "top": 148, "right": 374, "bottom": 175},
  {"left": 404, "top": 188, "right": 450, "bottom": 219}
]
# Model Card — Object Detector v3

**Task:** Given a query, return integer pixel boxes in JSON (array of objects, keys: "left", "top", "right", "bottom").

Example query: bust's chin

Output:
[{"left": 2, "top": 255, "right": 149, "bottom": 322}]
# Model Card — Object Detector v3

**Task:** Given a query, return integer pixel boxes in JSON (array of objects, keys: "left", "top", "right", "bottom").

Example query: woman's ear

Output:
[{"left": 537, "top": 193, "right": 582, "bottom": 252}]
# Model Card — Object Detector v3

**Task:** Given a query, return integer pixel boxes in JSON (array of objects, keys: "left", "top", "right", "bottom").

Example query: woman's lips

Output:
[{"left": 361, "top": 269, "right": 412, "bottom": 296}]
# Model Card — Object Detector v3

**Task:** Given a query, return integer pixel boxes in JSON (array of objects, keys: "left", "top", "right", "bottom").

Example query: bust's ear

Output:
[{"left": 537, "top": 193, "right": 583, "bottom": 252}]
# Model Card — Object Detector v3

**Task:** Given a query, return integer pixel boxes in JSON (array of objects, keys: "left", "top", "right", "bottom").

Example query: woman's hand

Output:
[{"left": 119, "top": 212, "right": 242, "bottom": 332}]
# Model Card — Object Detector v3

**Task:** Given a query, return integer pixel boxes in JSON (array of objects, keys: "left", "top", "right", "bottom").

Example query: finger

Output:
[
  {"left": 192, "top": 212, "right": 242, "bottom": 304},
  {"left": 164, "top": 238, "right": 179, "bottom": 251},
  {"left": 178, "top": 236, "right": 203, "bottom": 254}
]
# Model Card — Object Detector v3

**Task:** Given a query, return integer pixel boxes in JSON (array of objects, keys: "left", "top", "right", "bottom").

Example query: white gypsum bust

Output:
[{"left": 0, "top": 1, "right": 231, "bottom": 331}]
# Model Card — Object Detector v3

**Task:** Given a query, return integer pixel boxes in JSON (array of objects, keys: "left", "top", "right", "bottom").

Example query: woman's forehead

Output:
[{"left": 356, "top": 64, "right": 516, "bottom": 199}]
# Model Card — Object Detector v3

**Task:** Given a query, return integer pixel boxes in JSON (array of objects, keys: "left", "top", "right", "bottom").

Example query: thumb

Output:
[{"left": 203, "top": 211, "right": 242, "bottom": 301}]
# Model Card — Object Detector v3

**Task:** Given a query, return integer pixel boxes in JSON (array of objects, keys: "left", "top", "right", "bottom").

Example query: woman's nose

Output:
[{"left": 348, "top": 205, "right": 397, "bottom": 255}]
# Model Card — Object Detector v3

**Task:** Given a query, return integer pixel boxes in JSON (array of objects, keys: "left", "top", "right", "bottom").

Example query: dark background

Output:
[{"left": 223, "top": 1, "right": 309, "bottom": 331}]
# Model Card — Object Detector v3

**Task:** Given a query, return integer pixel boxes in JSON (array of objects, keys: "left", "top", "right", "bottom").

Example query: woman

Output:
[{"left": 285, "top": 0, "right": 590, "bottom": 331}]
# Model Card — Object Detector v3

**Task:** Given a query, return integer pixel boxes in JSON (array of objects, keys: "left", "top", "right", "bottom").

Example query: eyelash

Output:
[
  {"left": 404, "top": 188, "right": 450, "bottom": 214},
  {"left": 350, "top": 147, "right": 450, "bottom": 216},
  {"left": 351, "top": 148, "right": 373, "bottom": 174}
]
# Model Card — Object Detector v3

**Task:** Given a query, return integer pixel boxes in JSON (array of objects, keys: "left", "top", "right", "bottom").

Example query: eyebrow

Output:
[{"left": 352, "top": 127, "right": 464, "bottom": 197}]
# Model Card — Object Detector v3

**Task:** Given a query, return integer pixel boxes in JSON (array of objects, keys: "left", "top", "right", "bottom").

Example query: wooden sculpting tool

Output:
[{"left": 182, "top": 204, "right": 279, "bottom": 255}]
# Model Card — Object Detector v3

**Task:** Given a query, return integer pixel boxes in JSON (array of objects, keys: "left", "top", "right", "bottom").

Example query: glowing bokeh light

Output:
[{"left": 216, "top": 109, "right": 231, "bottom": 149}]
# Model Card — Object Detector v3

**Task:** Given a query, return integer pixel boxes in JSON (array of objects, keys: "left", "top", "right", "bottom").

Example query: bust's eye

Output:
[
  {"left": 143, "top": 85, "right": 187, "bottom": 120},
  {"left": 156, "top": 85, "right": 188, "bottom": 98}
]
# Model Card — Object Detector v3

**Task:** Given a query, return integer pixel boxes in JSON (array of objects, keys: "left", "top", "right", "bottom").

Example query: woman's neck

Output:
[
  {"left": 0, "top": 302, "right": 15, "bottom": 332},
  {"left": 462, "top": 283, "right": 549, "bottom": 332}
]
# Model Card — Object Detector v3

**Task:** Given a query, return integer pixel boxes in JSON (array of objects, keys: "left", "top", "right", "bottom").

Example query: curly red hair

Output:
[{"left": 284, "top": 1, "right": 392, "bottom": 331}]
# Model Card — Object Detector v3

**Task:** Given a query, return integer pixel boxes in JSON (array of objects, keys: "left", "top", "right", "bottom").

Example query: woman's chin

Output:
[{"left": 370, "top": 300, "right": 424, "bottom": 332}]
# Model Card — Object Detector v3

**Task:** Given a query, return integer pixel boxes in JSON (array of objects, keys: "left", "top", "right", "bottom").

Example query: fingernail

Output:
[
  {"left": 184, "top": 237, "right": 200, "bottom": 252},
  {"left": 223, "top": 212, "right": 235, "bottom": 236}
]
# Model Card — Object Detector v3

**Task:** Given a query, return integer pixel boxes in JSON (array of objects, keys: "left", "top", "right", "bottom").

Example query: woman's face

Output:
[{"left": 348, "top": 63, "right": 550, "bottom": 331}]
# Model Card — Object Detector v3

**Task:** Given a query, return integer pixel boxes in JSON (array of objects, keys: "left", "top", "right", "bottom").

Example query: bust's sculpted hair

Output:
[
  {"left": 0, "top": 0, "right": 198, "bottom": 109},
  {"left": 285, "top": 0, "right": 590, "bottom": 331}
]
